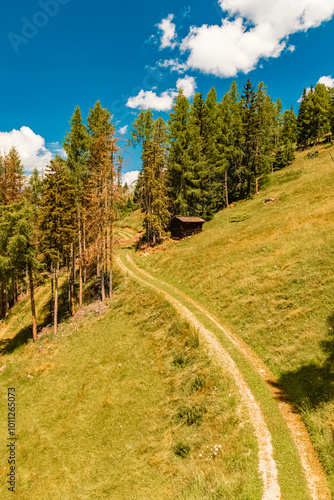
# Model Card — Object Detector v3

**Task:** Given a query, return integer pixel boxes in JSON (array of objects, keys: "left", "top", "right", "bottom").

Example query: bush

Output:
[{"left": 173, "top": 442, "right": 190, "bottom": 458}]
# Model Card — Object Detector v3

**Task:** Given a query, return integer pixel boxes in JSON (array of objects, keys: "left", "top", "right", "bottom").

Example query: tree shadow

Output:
[
  {"left": 0, "top": 281, "right": 71, "bottom": 356},
  {"left": 278, "top": 312, "right": 334, "bottom": 409}
]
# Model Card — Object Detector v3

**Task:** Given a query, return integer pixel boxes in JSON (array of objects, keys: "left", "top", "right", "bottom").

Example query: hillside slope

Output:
[
  {"left": 0, "top": 275, "right": 262, "bottom": 499},
  {"left": 130, "top": 145, "right": 334, "bottom": 494}
]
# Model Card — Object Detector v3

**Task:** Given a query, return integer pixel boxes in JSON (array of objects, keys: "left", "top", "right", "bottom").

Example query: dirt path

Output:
[
  {"left": 117, "top": 254, "right": 281, "bottom": 500},
  {"left": 124, "top": 254, "right": 331, "bottom": 500}
]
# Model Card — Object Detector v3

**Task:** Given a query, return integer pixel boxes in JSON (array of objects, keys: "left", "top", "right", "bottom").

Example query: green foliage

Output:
[
  {"left": 134, "top": 116, "right": 170, "bottom": 245},
  {"left": 177, "top": 404, "right": 206, "bottom": 426},
  {"left": 172, "top": 352, "right": 188, "bottom": 368},
  {"left": 173, "top": 442, "right": 191, "bottom": 458},
  {"left": 39, "top": 156, "right": 76, "bottom": 265},
  {"left": 190, "top": 374, "right": 206, "bottom": 392},
  {"left": 298, "top": 84, "right": 332, "bottom": 147}
]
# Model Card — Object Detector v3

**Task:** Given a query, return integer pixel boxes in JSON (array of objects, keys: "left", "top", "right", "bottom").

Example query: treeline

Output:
[
  {"left": 297, "top": 82, "right": 334, "bottom": 147},
  {"left": 131, "top": 78, "right": 334, "bottom": 245},
  {"left": 0, "top": 101, "right": 123, "bottom": 339}
]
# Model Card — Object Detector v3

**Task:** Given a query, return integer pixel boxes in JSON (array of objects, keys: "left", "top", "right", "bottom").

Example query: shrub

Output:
[{"left": 173, "top": 442, "right": 190, "bottom": 458}]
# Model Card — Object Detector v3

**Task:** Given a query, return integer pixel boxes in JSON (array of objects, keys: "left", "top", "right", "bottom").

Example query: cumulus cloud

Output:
[
  {"left": 297, "top": 75, "right": 334, "bottom": 102},
  {"left": 176, "top": 75, "right": 196, "bottom": 99},
  {"left": 180, "top": 0, "right": 334, "bottom": 77},
  {"left": 119, "top": 125, "right": 128, "bottom": 135},
  {"left": 126, "top": 89, "right": 176, "bottom": 111},
  {"left": 158, "top": 14, "right": 177, "bottom": 49},
  {"left": 122, "top": 170, "right": 140, "bottom": 187},
  {"left": 318, "top": 75, "right": 334, "bottom": 87},
  {"left": 0, "top": 126, "right": 53, "bottom": 172},
  {"left": 126, "top": 76, "right": 197, "bottom": 111}
]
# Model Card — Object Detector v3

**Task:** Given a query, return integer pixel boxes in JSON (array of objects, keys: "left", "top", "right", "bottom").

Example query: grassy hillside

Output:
[
  {"left": 131, "top": 145, "right": 334, "bottom": 493},
  {"left": 0, "top": 274, "right": 261, "bottom": 499}
]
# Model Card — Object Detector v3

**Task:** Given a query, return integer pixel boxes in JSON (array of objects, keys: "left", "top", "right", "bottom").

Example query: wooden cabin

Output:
[{"left": 170, "top": 216, "right": 205, "bottom": 239}]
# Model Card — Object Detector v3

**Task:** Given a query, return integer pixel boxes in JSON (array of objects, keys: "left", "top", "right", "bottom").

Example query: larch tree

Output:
[
  {"left": 63, "top": 105, "right": 90, "bottom": 309},
  {"left": 86, "top": 101, "right": 119, "bottom": 300},
  {"left": 39, "top": 157, "right": 76, "bottom": 335}
]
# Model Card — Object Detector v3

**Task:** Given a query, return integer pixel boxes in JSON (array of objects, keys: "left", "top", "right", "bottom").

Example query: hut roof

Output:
[{"left": 172, "top": 216, "right": 206, "bottom": 223}]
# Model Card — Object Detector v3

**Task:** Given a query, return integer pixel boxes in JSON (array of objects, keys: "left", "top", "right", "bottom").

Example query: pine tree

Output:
[
  {"left": 311, "top": 83, "right": 331, "bottom": 143},
  {"left": 39, "top": 157, "right": 76, "bottom": 335},
  {"left": 138, "top": 117, "right": 170, "bottom": 245},
  {"left": 240, "top": 79, "right": 258, "bottom": 197},
  {"left": 167, "top": 89, "right": 190, "bottom": 215},
  {"left": 129, "top": 109, "right": 154, "bottom": 147},
  {"left": 86, "top": 102, "right": 119, "bottom": 300},
  {"left": 0, "top": 147, "right": 24, "bottom": 205},
  {"left": 26, "top": 168, "right": 43, "bottom": 209},
  {"left": 297, "top": 88, "right": 311, "bottom": 148},
  {"left": 63, "top": 106, "right": 90, "bottom": 308},
  {"left": 219, "top": 81, "right": 243, "bottom": 206}
]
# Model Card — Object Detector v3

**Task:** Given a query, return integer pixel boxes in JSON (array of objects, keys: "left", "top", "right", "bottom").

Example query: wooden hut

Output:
[{"left": 170, "top": 216, "right": 205, "bottom": 239}]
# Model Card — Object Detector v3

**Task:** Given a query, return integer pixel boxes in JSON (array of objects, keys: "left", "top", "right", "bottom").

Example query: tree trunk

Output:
[
  {"left": 83, "top": 219, "right": 87, "bottom": 284},
  {"left": 109, "top": 225, "right": 113, "bottom": 298},
  {"left": 28, "top": 264, "right": 37, "bottom": 342},
  {"left": 71, "top": 241, "right": 75, "bottom": 316},
  {"left": 50, "top": 263, "right": 54, "bottom": 317},
  {"left": 54, "top": 263, "right": 59, "bottom": 336},
  {"left": 0, "top": 284, "right": 4, "bottom": 319},
  {"left": 67, "top": 261, "right": 71, "bottom": 313},
  {"left": 225, "top": 169, "right": 229, "bottom": 207},
  {"left": 101, "top": 234, "right": 105, "bottom": 302},
  {"left": 256, "top": 177, "right": 259, "bottom": 195},
  {"left": 97, "top": 237, "right": 100, "bottom": 277},
  {"left": 78, "top": 212, "right": 83, "bottom": 307}
]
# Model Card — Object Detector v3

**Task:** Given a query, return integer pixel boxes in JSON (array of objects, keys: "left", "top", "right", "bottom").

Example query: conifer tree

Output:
[
  {"left": 240, "top": 79, "right": 258, "bottom": 197},
  {"left": 0, "top": 147, "right": 24, "bottom": 205},
  {"left": 219, "top": 81, "right": 243, "bottom": 206},
  {"left": 86, "top": 101, "right": 119, "bottom": 300},
  {"left": 63, "top": 106, "right": 90, "bottom": 308},
  {"left": 39, "top": 157, "right": 76, "bottom": 335},
  {"left": 167, "top": 89, "right": 190, "bottom": 215},
  {"left": 311, "top": 83, "right": 331, "bottom": 143},
  {"left": 137, "top": 117, "right": 170, "bottom": 245},
  {"left": 297, "top": 88, "right": 311, "bottom": 147},
  {"left": 26, "top": 168, "right": 43, "bottom": 209}
]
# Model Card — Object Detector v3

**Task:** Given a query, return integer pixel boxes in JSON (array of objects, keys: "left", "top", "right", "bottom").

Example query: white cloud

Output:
[
  {"left": 157, "top": 58, "right": 188, "bottom": 74},
  {"left": 0, "top": 126, "right": 53, "bottom": 172},
  {"left": 126, "top": 76, "right": 197, "bottom": 111},
  {"left": 158, "top": 14, "right": 177, "bottom": 50},
  {"left": 119, "top": 125, "right": 128, "bottom": 135},
  {"left": 176, "top": 75, "right": 196, "bottom": 99},
  {"left": 122, "top": 170, "right": 140, "bottom": 187},
  {"left": 297, "top": 75, "right": 334, "bottom": 102},
  {"left": 318, "top": 75, "right": 334, "bottom": 87},
  {"left": 126, "top": 89, "right": 175, "bottom": 111},
  {"left": 180, "top": 0, "right": 334, "bottom": 77}
]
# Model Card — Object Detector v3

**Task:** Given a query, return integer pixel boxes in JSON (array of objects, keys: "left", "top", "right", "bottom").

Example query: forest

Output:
[{"left": 0, "top": 78, "right": 333, "bottom": 339}]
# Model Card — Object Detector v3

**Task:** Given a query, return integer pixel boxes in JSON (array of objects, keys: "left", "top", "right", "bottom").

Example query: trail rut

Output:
[
  {"left": 117, "top": 254, "right": 281, "bottom": 500},
  {"left": 124, "top": 253, "right": 331, "bottom": 500}
]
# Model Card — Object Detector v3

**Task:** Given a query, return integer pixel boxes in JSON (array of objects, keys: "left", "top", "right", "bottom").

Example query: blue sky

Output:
[{"left": 1, "top": 0, "right": 334, "bottom": 181}]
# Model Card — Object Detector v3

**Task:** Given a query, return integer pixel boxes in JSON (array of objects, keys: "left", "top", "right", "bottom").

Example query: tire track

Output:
[
  {"left": 125, "top": 254, "right": 331, "bottom": 500},
  {"left": 117, "top": 254, "right": 281, "bottom": 500}
]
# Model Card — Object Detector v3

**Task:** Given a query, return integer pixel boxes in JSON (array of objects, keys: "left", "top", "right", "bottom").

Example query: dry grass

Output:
[
  {"left": 0, "top": 274, "right": 260, "bottom": 499},
  {"left": 132, "top": 145, "right": 334, "bottom": 494}
]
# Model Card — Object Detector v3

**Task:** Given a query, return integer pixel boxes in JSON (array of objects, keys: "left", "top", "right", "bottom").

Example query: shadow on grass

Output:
[
  {"left": 0, "top": 280, "right": 71, "bottom": 356},
  {"left": 279, "top": 312, "right": 334, "bottom": 409}
]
